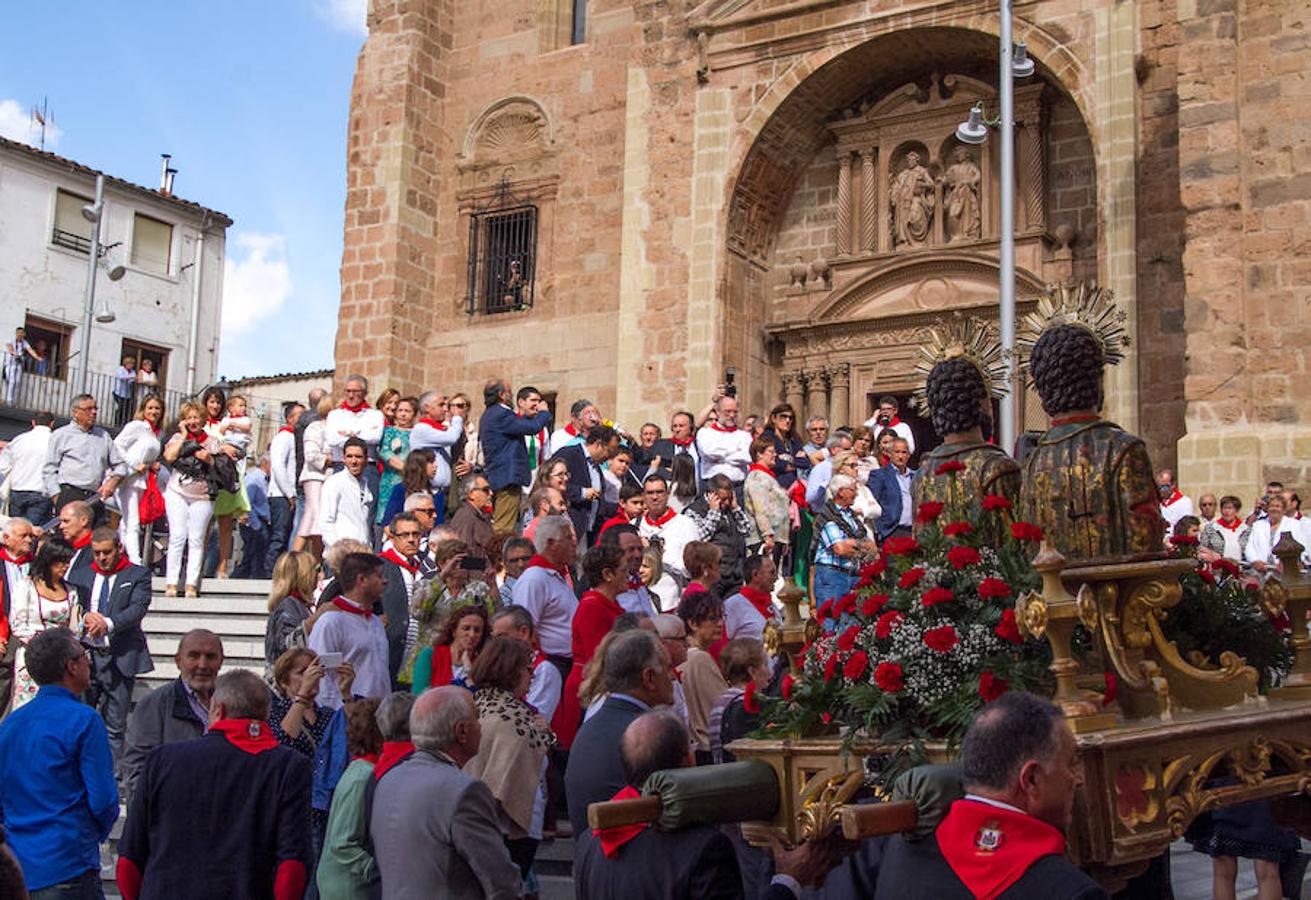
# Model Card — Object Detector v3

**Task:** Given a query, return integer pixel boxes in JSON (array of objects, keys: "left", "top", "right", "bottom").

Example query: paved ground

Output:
[{"left": 1171, "top": 839, "right": 1309, "bottom": 899}]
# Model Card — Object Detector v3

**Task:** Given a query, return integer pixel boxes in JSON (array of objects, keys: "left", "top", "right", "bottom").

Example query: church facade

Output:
[{"left": 334, "top": 0, "right": 1310, "bottom": 500}]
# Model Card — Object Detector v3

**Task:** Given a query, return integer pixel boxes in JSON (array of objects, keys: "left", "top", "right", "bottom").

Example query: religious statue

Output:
[
  {"left": 911, "top": 317, "right": 1020, "bottom": 545},
  {"left": 1017, "top": 283, "right": 1163, "bottom": 561},
  {"left": 942, "top": 147, "right": 981, "bottom": 241},
  {"left": 890, "top": 151, "right": 935, "bottom": 248},
  {"left": 500, "top": 259, "right": 526, "bottom": 307}
]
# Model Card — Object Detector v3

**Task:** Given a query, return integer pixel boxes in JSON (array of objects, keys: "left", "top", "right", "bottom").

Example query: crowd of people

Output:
[{"left": 0, "top": 368, "right": 1306, "bottom": 899}]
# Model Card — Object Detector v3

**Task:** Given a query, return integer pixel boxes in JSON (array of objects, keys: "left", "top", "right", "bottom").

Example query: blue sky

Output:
[{"left": 0, "top": 0, "right": 366, "bottom": 379}]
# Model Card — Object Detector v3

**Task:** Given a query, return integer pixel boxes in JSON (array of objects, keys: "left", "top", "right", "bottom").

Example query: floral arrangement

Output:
[
  {"left": 760, "top": 470, "right": 1050, "bottom": 761},
  {"left": 1162, "top": 547, "right": 1294, "bottom": 691}
]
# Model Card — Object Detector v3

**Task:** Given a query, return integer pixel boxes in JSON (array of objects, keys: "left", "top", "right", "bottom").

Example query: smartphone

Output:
[
  {"left": 318, "top": 652, "right": 342, "bottom": 670},
  {"left": 724, "top": 367, "right": 737, "bottom": 398},
  {"left": 460, "top": 556, "right": 488, "bottom": 572}
]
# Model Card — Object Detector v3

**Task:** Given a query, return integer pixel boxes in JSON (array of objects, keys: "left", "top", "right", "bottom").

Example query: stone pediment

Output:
[
  {"left": 865, "top": 73, "right": 994, "bottom": 121},
  {"left": 809, "top": 251, "right": 1046, "bottom": 323},
  {"left": 688, "top": 0, "right": 830, "bottom": 28}
]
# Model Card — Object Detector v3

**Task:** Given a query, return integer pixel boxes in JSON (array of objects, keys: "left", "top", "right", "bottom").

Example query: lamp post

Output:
[
  {"left": 956, "top": 0, "right": 1034, "bottom": 456},
  {"left": 76, "top": 175, "right": 121, "bottom": 395}
]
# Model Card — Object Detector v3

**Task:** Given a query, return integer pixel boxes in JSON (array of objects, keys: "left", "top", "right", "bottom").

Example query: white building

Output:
[{"left": 0, "top": 136, "right": 230, "bottom": 417}]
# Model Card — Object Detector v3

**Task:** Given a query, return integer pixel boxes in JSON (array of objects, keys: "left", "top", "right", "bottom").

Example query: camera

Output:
[
  {"left": 459, "top": 556, "right": 488, "bottom": 572},
  {"left": 724, "top": 367, "right": 737, "bottom": 398}
]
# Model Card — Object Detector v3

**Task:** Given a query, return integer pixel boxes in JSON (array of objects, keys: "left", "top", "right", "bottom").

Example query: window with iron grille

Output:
[
  {"left": 466, "top": 200, "right": 537, "bottom": 315},
  {"left": 52, "top": 189, "right": 94, "bottom": 254}
]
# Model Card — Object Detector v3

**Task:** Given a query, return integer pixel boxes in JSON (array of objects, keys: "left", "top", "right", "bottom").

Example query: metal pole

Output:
[
  {"left": 999, "top": 1, "right": 1017, "bottom": 454},
  {"left": 77, "top": 174, "right": 105, "bottom": 397}
]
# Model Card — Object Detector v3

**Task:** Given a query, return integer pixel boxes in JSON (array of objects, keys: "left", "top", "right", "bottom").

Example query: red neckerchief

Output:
[
  {"left": 429, "top": 643, "right": 454, "bottom": 687},
  {"left": 582, "top": 589, "right": 624, "bottom": 617},
  {"left": 210, "top": 718, "right": 278, "bottom": 755},
  {"left": 1216, "top": 517, "right": 1242, "bottom": 531},
  {"left": 418, "top": 417, "right": 448, "bottom": 431},
  {"left": 148, "top": 421, "right": 161, "bottom": 435},
  {"left": 526, "top": 555, "right": 569, "bottom": 577},
  {"left": 738, "top": 585, "right": 775, "bottom": 620},
  {"left": 70, "top": 532, "right": 93, "bottom": 550},
  {"left": 373, "top": 741, "right": 416, "bottom": 779},
  {"left": 1050, "top": 413, "right": 1099, "bottom": 426},
  {"left": 644, "top": 508, "right": 677, "bottom": 528},
  {"left": 670, "top": 436, "right": 692, "bottom": 447},
  {"left": 186, "top": 428, "right": 208, "bottom": 442},
  {"left": 598, "top": 514, "right": 634, "bottom": 538},
  {"left": 565, "top": 423, "right": 579, "bottom": 437},
  {"left": 594, "top": 786, "right": 649, "bottom": 858},
  {"left": 888, "top": 416, "right": 903, "bottom": 427},
  {"left": 748, "top": 463, "right": 777, "bottom": 480},
  {"left": 91, "top": 555, "right": 131, "bottom": 576},
  {"left": 626, "top": 574, "right": 643, "bottom": 591},
  {"left": 278, "top": 426, "right": 294, "bottom": 434},
  {"left": 380, "top": 548, "right": 417, "bottom": 573},
  {"left": 0, "top": 549, "right": 32, "bottom": 566},
  {"left": 707, "top": 422, "right": 735, "bottom": 433},
  {"left": 341, "top": 401, "right": 370, "bottom": 413},
  {"left": 878, "top": 454, "right": 890, "bottom": 466},
  {"left": 332, "top": 597, "right": 373, "bottom": 618},
  {"left": 1161, "top": 490, "right": 1185, "bottom": 507},
  {"left": 287, "top": 590, "right": 305, "bottom": 602},
  {"left": 353, "top": 753, "right": 380, "bottom": 764},
  {"left": 207, "top": 417, "right": 222, "bottom": 427},
  {"left": 935, "top": 799, "right": 1066, "bottom": 899}
]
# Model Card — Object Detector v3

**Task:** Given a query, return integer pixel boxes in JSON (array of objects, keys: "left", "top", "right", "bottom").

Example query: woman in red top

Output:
[{"left": 555, "top": 543, "right": 628, "bottom": 748}]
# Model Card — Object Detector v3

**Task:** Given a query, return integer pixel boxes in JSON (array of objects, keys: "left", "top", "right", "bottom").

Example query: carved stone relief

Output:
[{"left": 941, "top": 147, "right": 982, "bottom": 242}]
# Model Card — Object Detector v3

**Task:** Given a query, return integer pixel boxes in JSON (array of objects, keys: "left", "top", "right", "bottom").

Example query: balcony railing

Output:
[
  {"left": 51, "top": 228, "right": 92, "bottom": 254},
  {"left": 3, "top": 365, "right": 189, "bottom": 432}
]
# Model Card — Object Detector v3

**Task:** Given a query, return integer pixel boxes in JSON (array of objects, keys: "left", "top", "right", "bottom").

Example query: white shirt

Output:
[
  {"left": 1246, "top": 517, "right": 1308, "bottom": 568},
  {"left": 268, "top": 429, "right": 297, "bottom": 499},
  {"left": 863, "top": 417, "right": 916, "bottom": 455},
  {"left": 639, "top": 510, "right": 697, "bottom": 580},
  {"left": 526, "top": 656, "right": 563, "bottom": 722},
  {"left": 616, "top": 584, "right": 657, "bottom": 617},
  {"left": 323, "top": 406, "right": 386, "bottom": 461},
  {"left": 87, "top": 568, "right": 122, "bottom": 639},
  {"left": 113, "top": 421, "right": 161, "bottom": 476},
  {"left": 511, "top": 565, "right": 579, "bottom": 657},
  {"left": 307, "top": 599, "right": 391, "bottom": 708},
  {"left": 1206, "top": 518, "right": 1248, "bottom": 561},
  {"left": 723, "top": 591, "right": 775, "bottom": 643},
  {"left": 409, "top": 416, "right": 463, "bottom": 489},
  {"left": 319, "top": 468, "right": 372, "bottom": 547},
  {"left": 1159, "top": 492, "right": 1195, "bottom": 532},
  {"left": 0, "top": 425, "right": 52, "bottom": 492},
  {"left": 549, "top": 426, "right": 584, "bottom": 452},
  {"left": 695, "top": 424, "right": 752, "bottom": 484}
]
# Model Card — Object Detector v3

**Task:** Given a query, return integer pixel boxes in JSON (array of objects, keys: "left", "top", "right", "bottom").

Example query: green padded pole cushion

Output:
[
  {"left": 890, "top": 763, "right": 965, "bottom": 840},
  {"left": 642, "top": 760, "right": 780, "bottom": 831}
]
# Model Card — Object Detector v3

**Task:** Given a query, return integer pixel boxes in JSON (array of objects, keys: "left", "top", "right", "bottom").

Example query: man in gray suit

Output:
[{"left": 370, "top": 685, "right": 519, "bottom": 899}]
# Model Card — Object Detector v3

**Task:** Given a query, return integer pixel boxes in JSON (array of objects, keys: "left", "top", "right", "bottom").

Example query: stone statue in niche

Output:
[
  {"left": 890, "top": 151, "right": 935, "bottom": 248},
  {"left": 942, "top": 147, "right": 982, "bottom": 242}
]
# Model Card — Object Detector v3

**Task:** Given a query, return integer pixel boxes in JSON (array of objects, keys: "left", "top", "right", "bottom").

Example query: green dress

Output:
[
  {"left": 376, "top": 425, "right": 411, "bottom": 525},
  {"left": 315, "top": 758, "right": 375, "bottom": 900}
]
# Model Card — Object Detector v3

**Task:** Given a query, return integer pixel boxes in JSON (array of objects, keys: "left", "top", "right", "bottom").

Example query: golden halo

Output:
[
  {"left": 911, "top": 314, "right": 1007, "bottom": 414},
  {"left": 1016, "top": 281, "right": 1130, "bottom": 369}
]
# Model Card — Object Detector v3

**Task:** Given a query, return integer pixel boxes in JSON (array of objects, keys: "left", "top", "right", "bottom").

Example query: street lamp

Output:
[
  {"left": 954, "top": 3, "right": 1034, "bottom": 455},
  {"left": 76, "top": 175, "right": 123, "bottom": 392}
]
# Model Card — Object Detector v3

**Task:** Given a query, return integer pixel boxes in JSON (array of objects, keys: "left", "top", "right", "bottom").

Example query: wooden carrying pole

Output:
[{"left": 839, "top": 800, "right": 919, "bottom": 840}]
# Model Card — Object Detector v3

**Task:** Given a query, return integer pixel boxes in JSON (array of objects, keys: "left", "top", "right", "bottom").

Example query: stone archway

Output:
[{"left": 712, "top": 25, "right": 1104, "bottom": 442}]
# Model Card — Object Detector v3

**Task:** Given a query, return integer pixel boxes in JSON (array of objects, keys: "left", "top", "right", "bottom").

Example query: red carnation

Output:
[
  {"left": 899, "top": 567, "right": 925, "bottom": 589},
  {"left": 979, "top": 671, "right": 1009, "bottom": 701},
  {"left": 994, "top": 608, "right": 1022, "bottom": 644},
  {"left": 1011, "top": 522, "right": 1045, "bottom": 542},
  {"left": 947, "top": 546, "right": 981, "bottom": 569},
  {"left": 743, "top": 680, "right": 760, "bottom": 714},
  {"left": 821, "top": 712, "right": 833, "bottom": 724},
  {"left": 816, "top": 600, "right": 834, "bottom": 622},
  {"left": 921, "top": 587, "right": 954, "bottom": 607},
  {"left": 874, "top": 662, "right": 904, "bottom": 693},
  {"left": 860, "top": 593, "right": 889, "bottom": 617},
  {"left": 1173, "top": 534, "right": 1199, "bottom": 546},
  {"left": 1212, "top": 558, "right": 1240, "bottom": 578},
  {"left": 978, "top": 577, "right": 1013, "bottom": 599},
  {"left": 835, "top": 592, "right": 858, "bottom": 617},
  {"left": 883, "top": 536, "right": 921, "bottom": 556},
  {"left": 942, "top": 521, "right": 973, "bottom": 537},
  {"left": 923, "top": 625, "right": 960, "bottom": 653},
  {"left": 875, "top": 610, "right": 904, "bottom": 638},
  {"left": 916, "top": 502, "right": 944, "bottom": 524},
  {"left": 823, "top": 653, "right": 839, "bottom": 682},
  {"left": 1197, "top": 568, "right": 1216, "bottom": 586},
  {"left": 935, "top": 461, "right": 966, "bottom": 476},
  {"left": 982, "top": 494, "right": 1012, "bottom": 511},
  {"left": 843, "top": 651, "right": 869, "bottom": 681},
  {"left": 837, "top": 624, "right": 861, "bottom": 653},
  {"left": 781, "top": 674, "right": 795, "bottom": 701},
  {"left": 859, "top": 558, "right": 888, "bottom": 579}
]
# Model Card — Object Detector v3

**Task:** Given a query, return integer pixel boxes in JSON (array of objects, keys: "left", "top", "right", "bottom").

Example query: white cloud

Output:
[
  {"left": 0, "top": 98, "right": 62, "bottom": 148},
  {"left": 316, "top": 0, "right": 367, "bottom": 36},
  {"left": 221, "top": 233, "right": 294, "bottom": 343}
]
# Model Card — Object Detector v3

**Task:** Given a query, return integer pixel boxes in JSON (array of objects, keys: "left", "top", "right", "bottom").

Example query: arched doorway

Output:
[{"left": 718, "top": 27, "right": 1099, "bottom": 454}]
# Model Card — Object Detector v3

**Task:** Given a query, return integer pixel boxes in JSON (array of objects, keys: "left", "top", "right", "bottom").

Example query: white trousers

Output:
[
  {"left": 165, "top": 491, "right": 213, "bottom": 588},
  {"left": 116, "top": 479, "right": 146, "bottom": 565}
]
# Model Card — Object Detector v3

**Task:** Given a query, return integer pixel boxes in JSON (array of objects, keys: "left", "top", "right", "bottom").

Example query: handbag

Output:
[{"left": 140, "top": 470, "right": 166, "bottom": 524}]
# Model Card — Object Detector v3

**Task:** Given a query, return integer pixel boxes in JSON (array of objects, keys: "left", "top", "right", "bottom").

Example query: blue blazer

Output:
[
  {"left": 867, "top": 465, "right": 918, "bottom": 541},
  {"left": 479, "top": 405, "right": 552, "bottom": 491},
  {"left": 552, "top": 443, "right": 600, "bottom": 544},
  {"left": 69, "top": 562, "right": 154, "bottom": 677}
]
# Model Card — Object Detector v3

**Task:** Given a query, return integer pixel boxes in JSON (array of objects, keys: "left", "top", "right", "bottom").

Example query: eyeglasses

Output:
[
  {"left": 344, "top": 388, "right": 365, "bottom": 395},
  {"left": 451, "top": 401, "right": 469, "bottom": 409},
  {"left": 414, "top": 507, "right": 436, "bottom": 515},
  {"left": 506, "top": 554, "right": 533, "bottom": 565},
  {"left": 393, "top": 530, "right": 422, "bottom": 540}
]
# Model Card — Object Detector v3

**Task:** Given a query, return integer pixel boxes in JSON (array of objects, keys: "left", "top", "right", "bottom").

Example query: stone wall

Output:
[{"left": 1175, "top": 0, "right": 1311, "bottom": 500}]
